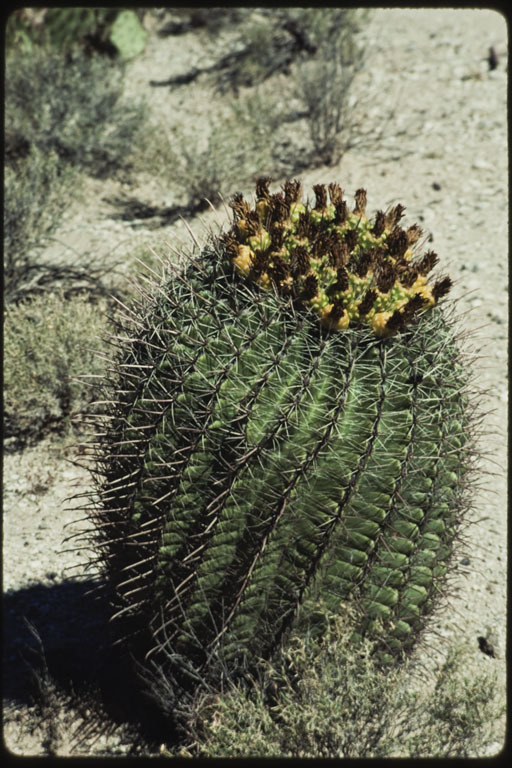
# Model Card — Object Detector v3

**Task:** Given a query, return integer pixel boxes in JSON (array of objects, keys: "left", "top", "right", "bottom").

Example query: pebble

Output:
[{"left": 472, "top": 159, "right": 494, "bottom": 171}]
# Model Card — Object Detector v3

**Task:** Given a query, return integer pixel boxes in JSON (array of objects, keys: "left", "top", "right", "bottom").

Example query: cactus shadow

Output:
[{"left": 2, "top": 579, "right": 172, "bottom": 746}]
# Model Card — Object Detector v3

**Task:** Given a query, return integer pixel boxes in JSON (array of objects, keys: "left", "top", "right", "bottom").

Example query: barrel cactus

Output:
[{"left": 86, "top": 178, "right": 475, "bottom": 715}]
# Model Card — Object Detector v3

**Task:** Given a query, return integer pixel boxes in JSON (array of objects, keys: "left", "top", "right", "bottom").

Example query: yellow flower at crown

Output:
[{"left": 222, "top": 178, "right": 452, "bottom": 338}]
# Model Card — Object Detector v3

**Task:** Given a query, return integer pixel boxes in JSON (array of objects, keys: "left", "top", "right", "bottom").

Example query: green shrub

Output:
[
  {"left": 3, "top": 291, "right": 110, "bottom": 449},
  {"left": 198, "top": 8, "right": 372, "bottom": 174},
  {"left": 4, "top": 40, "right": 147, "bottom": 305},
  {"left": 3, "top": 145, "right": 119, "bottom": 306},
  {"left": 5, "top": 8, "right": 146, "bottom": 58},
  {"left": 5, "top": 8, "right": 115, "bottom": 53},
  {"left": 182, "top": 614, "right": 504, "bottom": 758},
  {"left": 291, "top": 8, "right": 370, "bottom": 166},
  {"left": 5, "top": 45, "right": 146, "bottom": 179},
  {"left": 154, "top": 105, "right": 274, "bottom": 206},
  {"left": 3, "top": 147, "right": 77, "bottom": 303},
  {"left": 4, "top": 40, "right": 148, "bottom": 303}
]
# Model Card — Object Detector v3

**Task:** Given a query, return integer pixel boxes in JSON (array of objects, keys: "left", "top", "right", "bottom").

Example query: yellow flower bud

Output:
[
  {"left": 256, "top": 199, "right": 268, "bottom": 221},
  {"left": 248, "top": 229, "right": 271, "bottom": 252},
  {"left": 233, "top": 245, "right": 254, "bottom": 276},
  {"left": 371, "top": 311, "right": 393, "bottom": 336},
  {"left": 290, "top": 201, "right": 306, "bottom": 223},
  {"left": 411, "top": 276, "right": 435, "bottom": 306}
]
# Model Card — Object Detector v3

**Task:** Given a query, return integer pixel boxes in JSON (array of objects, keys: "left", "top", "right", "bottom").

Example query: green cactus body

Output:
[{"left": 91, "top": 179, "right": 473, "bottom": 702}]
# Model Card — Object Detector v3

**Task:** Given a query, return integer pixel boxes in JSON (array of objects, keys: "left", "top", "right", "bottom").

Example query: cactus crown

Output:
[{"left": 221, "top": 178, "right": 453, "bottom": 337}]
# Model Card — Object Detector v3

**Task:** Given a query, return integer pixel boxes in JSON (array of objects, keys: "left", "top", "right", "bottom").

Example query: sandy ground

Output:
[{"left": 3, "top": 8, "right": 508, "bottom": 756}]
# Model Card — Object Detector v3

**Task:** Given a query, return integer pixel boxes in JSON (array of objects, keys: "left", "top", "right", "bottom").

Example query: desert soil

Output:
[{"left": 3, "top": 8, "right": 508, "bottom": 757}]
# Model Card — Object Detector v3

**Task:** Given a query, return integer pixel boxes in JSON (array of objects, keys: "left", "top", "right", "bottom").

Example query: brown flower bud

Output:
[
  {"left": 313, "top": 184, "right": 328, "bottom": 211},
  {"left": 375, "top": 260, "right": 397, "bottom": 293},
  {"left": 432, "top": 276, "right": 453, "bottom": 301},
  {"left": 386, "top": 227, "right": 409, "bottom": 258},
  {"left": 256, "top": 177, "right": 272, "bottom": 200},
  {"left": 416, "top": 250, "right": 439, "bottom": 276},
  {"left": 406, "top": 223, "right": 423, "bottom": 245},
  {"left": 290, "top": 246, "right": 311, "bottom": 277},
  {"left": 372, "top": 210, "right": 386, "bottom": 237},
  {"left": 354, "top": 188, "right": 367, "bottom": 217},
  {"left": 301, "top": 274, "right": 318, "bottom": 300},
  {"left": 358, "top": 289, "right": 377, "bottom": 316},
  {"left": 328, "top": 182, "right": 344, "bottom": 206},
  {"left": 344, "top": 229, "right": 359, "bottom": 253}
]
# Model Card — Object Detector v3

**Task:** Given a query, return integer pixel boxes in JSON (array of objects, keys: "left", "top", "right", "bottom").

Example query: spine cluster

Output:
[{"left": 221, "top": 178, "right": 452, "bottom": 337}]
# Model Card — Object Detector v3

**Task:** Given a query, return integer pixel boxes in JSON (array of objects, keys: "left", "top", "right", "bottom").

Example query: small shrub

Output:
[
  {"left": 156, "top": 7, "right": 251, "bottom": 37},
  {"left": 5, "top": 8, "right": 146, "bottom": 58},
  {"left": 291, "top": 8, "right": 370, "bottom": 166},
  {"left": 212, "top": 11, "right": 313, "bottom": 94},
  {"left": 4, "top": 42, "right": 148, "bottom": 302},
  {"left": 134, "top": 9, "right": 374, "bottom": 207},
  {"left": 182, "top": 614, "right": 504, "bottom": 758},
  {"left": 5, "top": 45, "right": 146, "bottom": 179},
  {"left": 199, "top": 8, "right": 374, "bottom": 174},
  {"left": 5, "top": 8, "right": 114, "bottom": 53},
  {"left": 3, "top": 147, "right": 77, "bottom": 303},
  {"left": 3, "top": 150, "right": 118, "bottom": 305},
  {"left": 155, "top": 105, "right": 274, "bottom": 206},
  {"left": 3, "top": 291, "right": 110, "bottom": 449}
]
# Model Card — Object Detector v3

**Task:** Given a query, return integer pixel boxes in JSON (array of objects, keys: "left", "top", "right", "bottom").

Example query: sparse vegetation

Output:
[
  {"left": 3, "top": 26, "right": 150, "bottom": 447},
  {"left": 155, "top": 105, "right": 275, "bottom": 207},
  {"left": 210, "top": 9, "right": 317, "bottom": 94},
  {"left": 292, "top": 8, "right": 369, "bottom": 166},
  {"left": 5, "top": 7, "right": 146, "bottom": 58},
  {"left": 3, "top": 147, "right": 77, "bottom": 304},
  {"left": 5, "top": 46, "right": 146, "bottom": 179},
  {"left": 174, "top": 615, "right": 504, "bottom": 758},
  {"left": 156, "top": 7, "right": 251, "bottom": 38},
  {"left": 4, "top": 31, "right": 148, "bottom": 309},
  {"left": 141, "top": 7, "right": 372, "bottom": 201},
  {"left": 209, "top": 8, "right": 372, "bottom": 168},
  {"left": 3, "top": 291, "right": 110, "bottom": 449}
]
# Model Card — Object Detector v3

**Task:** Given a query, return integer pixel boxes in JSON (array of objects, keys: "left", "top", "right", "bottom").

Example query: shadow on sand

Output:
[{"left": 3, "top": 578, "right": 174, "bottom": 750}]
